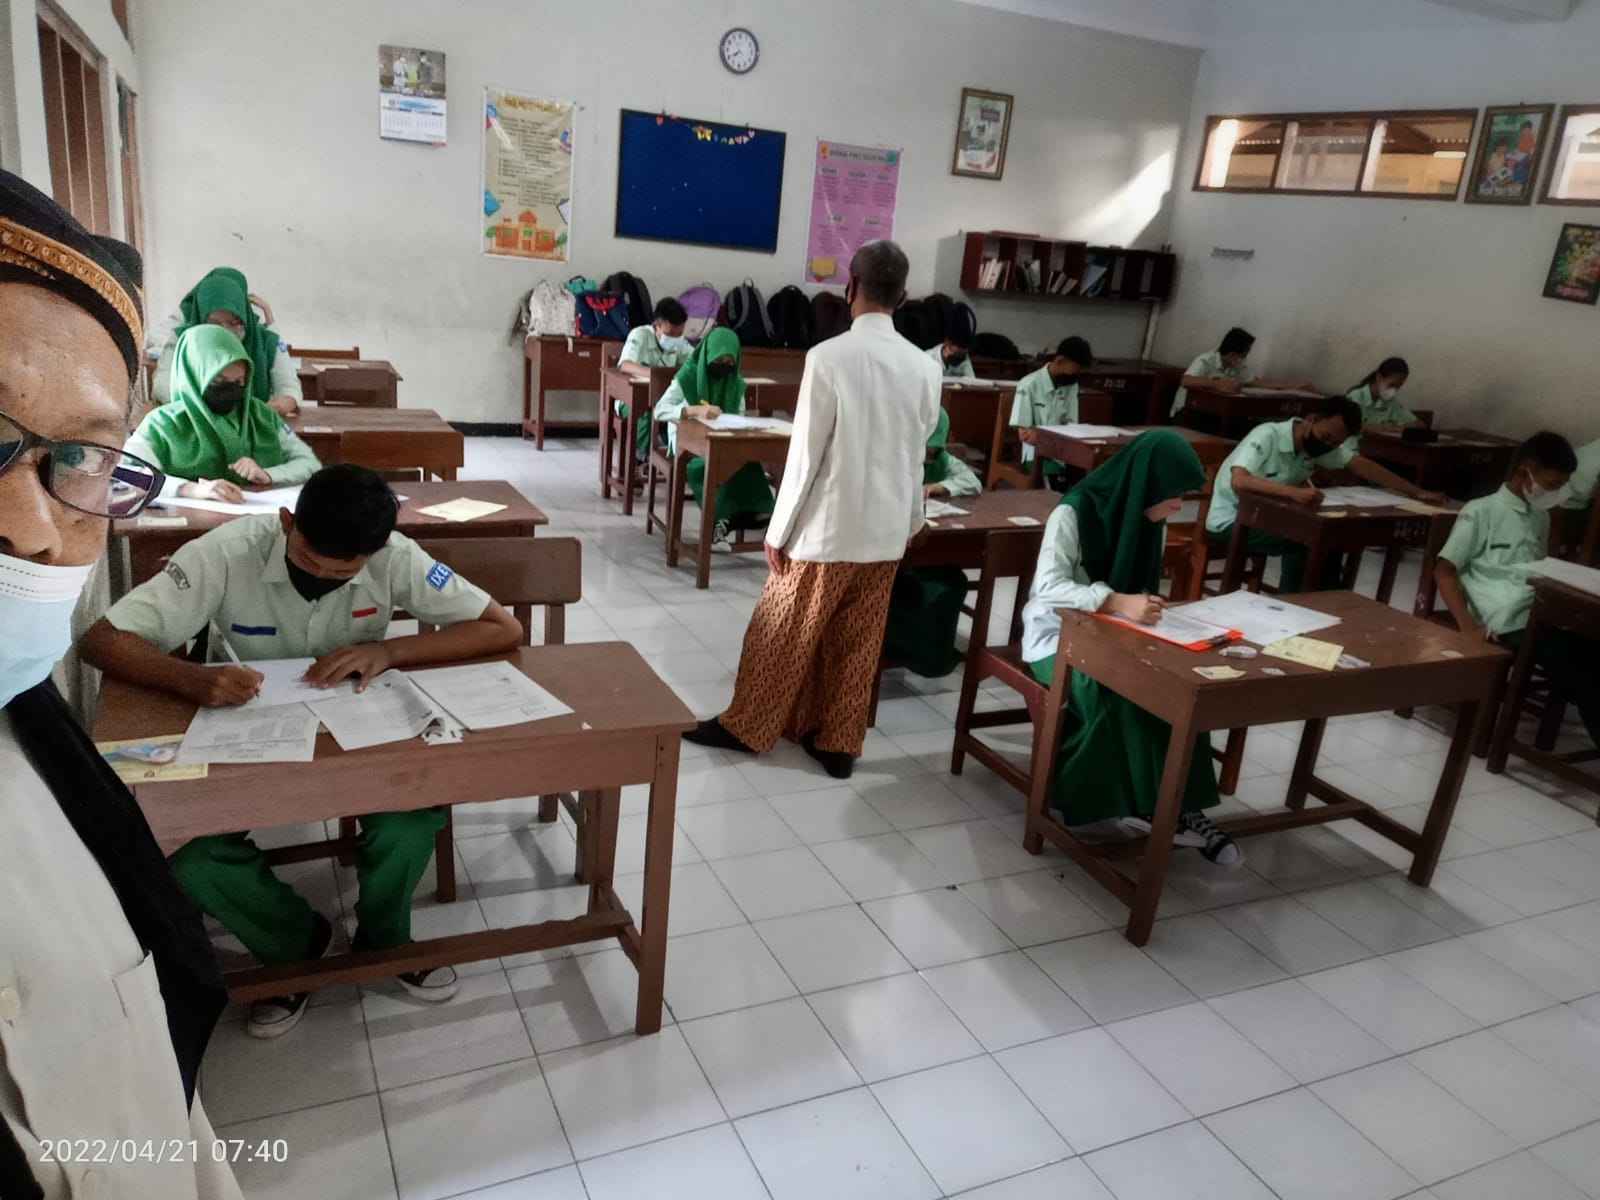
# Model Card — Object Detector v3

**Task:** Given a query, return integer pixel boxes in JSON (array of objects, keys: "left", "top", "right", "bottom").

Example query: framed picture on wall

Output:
[
  {"left": 1543, "top": 223, "right": 1600, "bottom": 304},
  {"left": 1465, "top": 104, "right": 1554, "bottom": 205},
  {"left": 951, "top": 87, "right": 1014, "bottom": 181}
]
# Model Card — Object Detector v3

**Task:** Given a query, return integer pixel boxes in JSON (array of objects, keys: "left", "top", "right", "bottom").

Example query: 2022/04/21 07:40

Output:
[{"left": 38, "top": 1138, "right": 290, "bottom": 1164}]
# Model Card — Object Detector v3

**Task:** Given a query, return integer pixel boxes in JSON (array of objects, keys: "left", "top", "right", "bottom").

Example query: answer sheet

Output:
[
  {"left": 176, "top": 703, "right": 320, "bottom": 764},
  {"left": 923, "top": 499, "right": 970, "bottom": 519},
  {"left": 409, "top": 661, "right": 574, "bottom": 729},
  {"left": 231, "top": 658, "right": 358, "bottom": 709},
  {"left": 157, "top": 484, "right": 304, "bottom": 516},
  {"left": 307, "top": 672, "right": 441, "bottom": 751},
  {"left": 1036, "top": 424, "right": 1129, "bottom": 440},
  {"left": 1317, "top": 486, "right": 1407, "bottom": 509},
  {"left": 1526, "top": 557, "right": 1600, "bottom": 598},
  {"left": 1102, "top": 606, "right": 1236, "bottom": 648},
  {"left": 701, "top": 414, "right": 792, "bottom": 433},
  {"left": 1173, "top": 592, "right": 1341, "bottom": 647}
]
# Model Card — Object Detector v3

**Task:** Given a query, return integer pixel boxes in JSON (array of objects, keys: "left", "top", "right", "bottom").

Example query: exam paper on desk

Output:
[
  {"left": 1316, "top": 486, "right": 1407, "bottom": 509},
  {"left": 176, "top": 703, "right": 320, "bottom": 764},
  {"left": 1527, "top": 557, "right": 1600, "bottom": 598},
  {"left": 231, "top": 657, "right": 358, "bottom": 709},
  {"left": 158, "top": 484, "right": 304, "bottom": 516},
  {"left": 1176, "top": 592, "right": 1341, "bottom": 647},
  {"left": 307, "top": 672, "right": 442, "bottom": 752},
  {"left": 408, "top": 661, "right": 574, "bottom": 729},
  {"left": 1037, "top": 424, "right": 1129, "bottom": 440}
]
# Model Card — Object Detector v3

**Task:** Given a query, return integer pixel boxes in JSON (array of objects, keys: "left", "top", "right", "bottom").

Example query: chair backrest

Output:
[
  {"left": 1078, "top": 388, "right": 1116, "bottom": 426},
  {"left": 1413, "top": 512, "right": 1461, "bottom": 623},
  {"left": 413, "top": 536, "right": 582, "bottom": 645},
  {"left": 314, "top": 368, "right": 395, "bottom": 407},
  {"left": 970, "top": 528, "right": 1045, "bottom": 652},
  {"left": 338, "top": 430, "right": 434, "bottom": 472},
  {"left": 601, "top": 341, "right": 622, "bottom": 370},
  {"left": 288, "top": 345, "right": 361, "bottom": 360}
]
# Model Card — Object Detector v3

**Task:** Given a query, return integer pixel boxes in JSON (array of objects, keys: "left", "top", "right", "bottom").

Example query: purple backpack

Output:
[{"left": 678, "top": 283, "right": 721, "bottom": 343}]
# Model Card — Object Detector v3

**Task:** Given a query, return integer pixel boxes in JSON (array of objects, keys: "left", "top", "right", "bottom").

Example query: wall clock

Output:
[{"left": 719, "top": 27, "right": 759, "bottom": 75}]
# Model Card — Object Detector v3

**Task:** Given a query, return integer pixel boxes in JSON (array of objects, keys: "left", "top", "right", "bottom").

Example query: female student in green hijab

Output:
[
  {"left": 883, "top": 410, "right": 982, "bottom": 677},
  {"left": 1018, "top": 429, "right": 1243, "bottom": 865},
  {"left": 128, "top": 324, "right": 321, "bottom": 504},
  {"left": 652, "top": 328, "right": 775, "bottom": 552},
  {"left": 149, "top": 267, "right": 302, "bottom": 415}
]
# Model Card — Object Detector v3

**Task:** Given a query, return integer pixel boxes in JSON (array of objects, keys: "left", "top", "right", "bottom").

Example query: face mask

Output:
[
  {"left": 284, "top": 554, "right": 349, "bottom": 602},
  {"left": 1301, "top": 433, "right": 1334, "bottom": 459},
  {"left": 203, "top": 379, "right": 246, "bottom": 416},
  {"left": 943, "top": 353, "right": 968, "bottom": 369},
  {"left": 1378, "top": 387, "right": 1399, "bottom": 401},
  {"left": 1051, "top": 370, "right": 1077, "bottom": 389},
  {"left": 706, "top": 362, "right": 734, "bottom": 381},
  {"left": 1526, "top": 474, "right": 1572, "bottom": 511},
  {"left": 0, "top": 553, "right": 93, "bottom": 708},
  {"left": 656, "top": 332, "right": 689, "bottom": 353}
]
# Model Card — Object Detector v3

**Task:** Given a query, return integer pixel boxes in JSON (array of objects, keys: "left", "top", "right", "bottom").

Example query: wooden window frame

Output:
[
  {"left": 1193, "top": 108, "right": 1480, "bottom": 202},
  {"left": 36, "top": 3, "right": 113, "bottom": 234},
  {"left": 1540, "top": 102, "right": 1600, "bottom": 207}
]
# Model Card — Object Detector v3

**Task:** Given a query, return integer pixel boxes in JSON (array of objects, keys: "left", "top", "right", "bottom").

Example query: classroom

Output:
[{"left": 5, "top": 0, "right": 1600, "bottom": 1197}]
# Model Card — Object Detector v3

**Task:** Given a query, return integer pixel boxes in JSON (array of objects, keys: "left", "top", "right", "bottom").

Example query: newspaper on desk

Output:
[{"left": 1526, "top": 557, "right": 1600, "bottom": 599}]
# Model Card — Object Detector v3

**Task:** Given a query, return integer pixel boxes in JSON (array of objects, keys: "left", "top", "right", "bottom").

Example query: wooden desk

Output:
[
  {"left": 970, "top": 355, "right": 1039, "bottom": 382},
  {"left": 92, "top": 643, "right": 693, "bottom": 1032},
  {"left": 738, "top": 346, "right": 808, "bottom": 375},
  {"left": 906, "top": 490, "right": 1059, "bottom": 569},
  {"left": 1031, "top": 425, "right": 1234, "bottom": 477},
  {"left": 1487, "top": 577, "right": 1600, "bottom": 811},
  {"left": 296, "top": 359, "right": 402, "bottom": 408},
  {"left": 667, "top": 419, "right": 790, "bottom": 589},
  {"left": 1039, "top": 592, "right": 1506, "bottom": 942},
  {"left": 598, "top": 364, "right": 675, "bottom": 516},
  {"left": 119, "top": 480, "right": 548, "bottom": 585},
  {"left": 288, "top": 407, "right": 464, "bottom": 482},
  {"left": 1221, "top": 492, "right": 1455, "bottom": 604},
  {"left": 941, "top": 381, "right": 1018, "bottom": 475},
  {"left": 1080, "top": 359, "right": 1185, "bottom": 427},
  {"left": 1180, "top": 386, "right": 1320, "bottom": 436},
  {"left": 522, "top": 334, "right": 615, "bottom": 448},
  {"left": 743, "top": 372, "right": 804, "bottom": 417},
  {"left": 1358, "top": 429, "right": 1519, "bottom": 500}
]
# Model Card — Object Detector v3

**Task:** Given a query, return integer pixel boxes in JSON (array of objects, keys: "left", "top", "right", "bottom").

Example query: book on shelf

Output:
[{"left": 1080, "top": 262, "right": 1108, "bottom": 297}]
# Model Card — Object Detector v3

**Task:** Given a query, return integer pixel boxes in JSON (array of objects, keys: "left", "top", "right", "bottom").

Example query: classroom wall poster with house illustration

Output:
[
  {"left": 482, "top": 89, "right": 575, "bottom": 261},
  {"left": 804, "top": 140, "right": 901, "bottom": 285}
]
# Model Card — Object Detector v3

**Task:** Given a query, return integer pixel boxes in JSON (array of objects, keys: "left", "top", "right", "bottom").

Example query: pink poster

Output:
[{"left": 804, "top": 140, "right": 901, "bottom": 286}]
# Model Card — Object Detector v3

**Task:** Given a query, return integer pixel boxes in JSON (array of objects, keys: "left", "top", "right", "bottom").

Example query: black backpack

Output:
[
  {"left": 972, "top": 331, "right": 1021, "bottom": 359},
  {"left": 893, "top": 298, "right": 939, "bottom": 349},
  {"left": 603, "top": 271, "right": 653, "bottom": 329},
  {"left": 767, "top": 285, "right": 812, "bottom": 349},
  {"left": 723, "top": 278, "right": 773, "bottom": 347},
  {"left": 810, "top": 291, "right": 851, "bottom": 343}
]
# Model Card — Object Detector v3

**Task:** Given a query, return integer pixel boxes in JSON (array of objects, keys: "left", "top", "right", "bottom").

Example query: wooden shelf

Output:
[{"left": 958, "top": 231, "right": 1175, "bottom": 303}]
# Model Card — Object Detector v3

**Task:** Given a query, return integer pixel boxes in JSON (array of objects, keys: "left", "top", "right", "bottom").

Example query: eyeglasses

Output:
[{"left": 0, "top": 410, "right": 165, "bottom": 518}]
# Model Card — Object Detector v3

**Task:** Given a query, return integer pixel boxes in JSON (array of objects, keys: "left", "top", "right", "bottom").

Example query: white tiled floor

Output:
[{"left": 211, "top": 436, "right": 1600, "bottom": 1199}]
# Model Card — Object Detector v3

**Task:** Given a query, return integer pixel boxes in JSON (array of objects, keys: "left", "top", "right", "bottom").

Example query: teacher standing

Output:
[{"left": 685, "top": 240, "right": 941, "bottom": 779}]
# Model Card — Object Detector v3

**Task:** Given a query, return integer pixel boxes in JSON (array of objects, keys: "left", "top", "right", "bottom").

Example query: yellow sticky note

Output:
[
  {"left": 810, "top": 256, "right": 837, "bottom": 279},
  {"left": 1396, "top": 500, "right": 1454, "bottom": 516},
  {"left": 415, "top": 499, "right": 508, "bottom": 523},
  {"left": 1194, "top": 666, "right": 1245, "bottom": 680},
  {"left": 1261, "top": 636, "right": 1344, "bottom": 671},
  {"left": 97, "top": 736, "right": 208, "bottom": 784}
]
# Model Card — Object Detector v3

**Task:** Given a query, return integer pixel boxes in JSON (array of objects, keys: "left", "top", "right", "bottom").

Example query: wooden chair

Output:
[
  {"left": 986, "top": 421, "right": 1035, "bottom": 491},
  {"left": 287, "top": 345, "right": 361, "bottom": 360},
  {"left": 1190, "top": 490, "right": 1268, "bottom": 598},
  {"left": 644, "top": 412, "right": 687, "bottom": 537},
  {"left": 268, "top": 537, "right": 584, "bottom": 902}
]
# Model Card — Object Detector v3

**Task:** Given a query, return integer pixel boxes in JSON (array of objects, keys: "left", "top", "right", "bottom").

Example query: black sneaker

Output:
[
  {"left": 711, "top": 518, "right": 733, "bottom": 554},
  {"left": 802, "top": 733, "right": 855, "bottom": 780},
  {"left": 247, "top": 914, "right": 333, "bottom": 1039},
  {"left": 1178, "top": 811, "right": 1243, "bottom": 866},
  {"left": 683, "top": 718, "right": 757, "bottom": 754},
  {"left": 397, "top": 964, "right": 460, "bottom": 1002}
]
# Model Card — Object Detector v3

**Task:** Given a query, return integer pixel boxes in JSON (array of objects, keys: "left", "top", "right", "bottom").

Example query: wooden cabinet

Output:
[{"left": 958, "top": 231, "right": 1175, "bottom": 303}]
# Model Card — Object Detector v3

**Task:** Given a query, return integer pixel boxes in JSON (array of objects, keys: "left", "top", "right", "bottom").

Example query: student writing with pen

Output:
[{"left": 79, "top": 464, "right": 522, "bottom": 1039}]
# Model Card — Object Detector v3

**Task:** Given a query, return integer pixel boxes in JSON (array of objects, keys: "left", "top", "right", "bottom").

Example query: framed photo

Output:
[
  {"left": 1466, "top": 104, "right": 1554, "bottom": 205},
  {"left": 951, "top": 88, "right": 1013, "bottom": 181},
  {"left": 1543, "top": 222, "right": 1600, "bottom": 304}
]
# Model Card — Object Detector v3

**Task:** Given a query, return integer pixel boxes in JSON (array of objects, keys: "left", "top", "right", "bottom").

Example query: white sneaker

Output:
[
  {"left": 1179, "top": 811, "right": 1244, "bottom": 866},
  {"left": 710, "top": 518, "right": 732, "bottom": 554},
  {"left": 397, "top": 964, "right": 460, "bottom": 1002}
]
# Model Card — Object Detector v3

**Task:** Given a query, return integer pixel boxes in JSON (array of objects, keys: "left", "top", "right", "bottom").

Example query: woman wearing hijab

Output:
[
  {"left": 652, "top": 327, "right": 775, "bottom": 552},
  {"left": 883, "top": 409, "right": 981, "bottom": 677},
  {"left": 129, "top": 323, "right": 320, "bottom": 504},
  {"left": 0, "top": 167, "right": 240, "bottom": 1198},
  {"left": 1019, "top": 429, "right": 1243, "bottom": 865},
  {"left": 149, "top": 267, "right": 302, "bottom": 415}
]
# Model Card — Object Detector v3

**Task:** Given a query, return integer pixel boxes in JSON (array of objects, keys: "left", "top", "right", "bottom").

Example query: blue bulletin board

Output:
[{"left": 615, "top": 109, "right": 787, "bottom": 253}]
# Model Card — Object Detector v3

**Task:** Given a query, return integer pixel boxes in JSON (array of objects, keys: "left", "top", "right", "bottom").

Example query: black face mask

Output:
[
  {"left": 284, "top": 554, "right": 348, "bottom": 602},
  {"left": 706, "top": 362, "right": 734, "bottom": 381},
  {"left": 1050, "top": 369, "right": 1077, "bottom": 390},
  {"left": 1301, "top": 432, "right": 1334, "bottom": 459},
  {"left": 943, "top": 353, "right": 968, "bottom": 369},
  {"left": 203, "top": 379, "right": 246, "bottom": 416}
]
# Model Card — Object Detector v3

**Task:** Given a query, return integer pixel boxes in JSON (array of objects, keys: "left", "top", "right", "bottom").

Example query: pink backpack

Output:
[{"left": 678, "top": 283, "right": 721, "bottom": 343}]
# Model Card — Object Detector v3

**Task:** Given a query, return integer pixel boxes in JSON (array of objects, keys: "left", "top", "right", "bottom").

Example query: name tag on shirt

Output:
[{"left": 426, "top": 562, "right": 453, "bottom": 590}]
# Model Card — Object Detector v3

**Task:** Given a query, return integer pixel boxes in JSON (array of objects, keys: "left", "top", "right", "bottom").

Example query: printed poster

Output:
[
  {"left": 482, "top": 89, "right": 575, "bottom": 262},
  {"left": 804, "top": 140, "right": 901, "bottom": 285},
  {"left": 1543, "top": 223, "right": 1600, "bottom": 305},
  {"left": 379, "top": 45, "right": 446, "bottom": 145}
]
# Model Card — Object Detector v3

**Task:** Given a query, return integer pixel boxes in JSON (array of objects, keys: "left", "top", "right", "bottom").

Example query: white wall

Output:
[
  {"left": 1159, "top": 0, "right": 1600, "bottom": 440},
  {"left": 134, "top": 0, "right": 1198, "bottom": 424}
]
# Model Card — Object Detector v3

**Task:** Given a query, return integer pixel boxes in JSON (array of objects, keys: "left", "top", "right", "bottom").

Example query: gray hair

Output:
[{"left": 849, "top": 239, "right": 909, "bottom": 308}]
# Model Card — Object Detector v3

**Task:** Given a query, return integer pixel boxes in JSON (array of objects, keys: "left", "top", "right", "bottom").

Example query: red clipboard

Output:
[{"left": 1091, "top": 611, "right": 1244, "bottom": 652}]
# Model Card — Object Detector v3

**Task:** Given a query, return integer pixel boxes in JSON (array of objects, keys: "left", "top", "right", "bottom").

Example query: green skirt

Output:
[
  {"left": 884, "top": 566, "right": 967, "bottom": 678},
  {"left": 1028, "top": 655, "right": 1219, "bottom": 823},
  {"left": 686, "top": 458, "right": 775, "bottom": 530}
]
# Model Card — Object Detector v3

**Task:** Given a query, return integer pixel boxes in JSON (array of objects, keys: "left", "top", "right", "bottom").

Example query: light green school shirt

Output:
[
  {"left": 1010, "top": 367, "right": 1078, "bottom": 470},
  {"left": 1172, "top": 350, "right": 1254, "bottom": 417},
  {"left": 926, "top": 344, "right": 976, "bottom": 380},
  {"left": 652, "top": 377, "right": 749, "bottom": 457},
  {"left": 1564, "top": 438, "right": 1600, "bottom": 512},
  {"left": 1205, "top": 418, "right": 1356, "bottom": 534},
  {"left": 619, "top": 325, "right": 689, "bottom": 370},
  {"left": 105, "top": 514, "right": 491, "bottom": 660},
  {"left": 930, "top": 450, "right": 982, "bottom": 498},
  {"left": 1438, "top": 485, "right": 1548, "bottom": 636},
  {"left": 1348, "top": 383, "right": 1418, "bottom": 428}
]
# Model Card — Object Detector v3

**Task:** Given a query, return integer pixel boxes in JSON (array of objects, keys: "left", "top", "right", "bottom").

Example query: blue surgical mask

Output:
[
  {"left": 656, "top": 333, "right": 690, "bottom": 353},
  {"left": 0, "top": 553, "right": 93, "bottom": 708}
]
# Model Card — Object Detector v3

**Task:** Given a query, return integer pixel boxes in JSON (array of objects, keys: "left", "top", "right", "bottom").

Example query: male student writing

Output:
[
  {"left": 618, "top": 297, "right": 693, "bottom": 458},
  {"left": 1435, "top": 432, "right": 1600, "bottom": 746},
  {"left": 1171, "top": 326, "right": 1311, "bottom": 419},
  {"left": 1205, "top": 395, "right": 1444, "bottom": 592},
  {"left": 1011, "top": 336, "right": 1092, "bottom": 490},
  {"left": 79, "top": 464, "right": 522, "bottom": 1039}
]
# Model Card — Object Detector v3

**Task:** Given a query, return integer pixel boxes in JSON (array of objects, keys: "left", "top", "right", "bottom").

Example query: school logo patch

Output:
[
  {"left": 164, "top": 562, "right": 191, "bottom": 590},
  {"left": 426, "top": 562, "right": 453, "bottom": 590}
]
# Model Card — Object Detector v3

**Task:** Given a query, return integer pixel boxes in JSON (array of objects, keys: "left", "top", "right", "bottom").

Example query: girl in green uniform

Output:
[{"left": 1020, "top": 429, "right": 1242, "bottom": 864}]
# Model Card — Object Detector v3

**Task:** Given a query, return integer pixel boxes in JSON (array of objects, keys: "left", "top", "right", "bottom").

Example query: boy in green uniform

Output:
[
  {"left": 1437, "top": 433, "right": 1600, "bottom": 745},
  {"left": 1011, "top": 336, "right": 1092, "bottom": 490},
  {"left": 618, "top": 297, "right": 692, "bottom": 458},
  {"left": 1172, "top": 326, "right": 1310, "bottom": 419},
  {"left": 1205, "top": 395, "right": 1441, "bottom": 592},
  {"left": 79, "top": 465, "right": 524, "bottom": 1039}
]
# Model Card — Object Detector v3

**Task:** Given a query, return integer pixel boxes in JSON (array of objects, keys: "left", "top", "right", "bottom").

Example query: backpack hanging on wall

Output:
[
  {"left": 603, "top": 271, "right": 653, "bottom": 329},
  {"left": 678, "top": 283, "right": 721, "bottom": 342},
  {"left": 810, "top": 291, "right": 851, "bottom": 343},
  {"left": 767, "top": 285, "right": 812, "bottom": 349},
  {"left": 511, "top": 280, "right": 576, "bottom": 342},
  {"left": 723, "top": 279, "right": 774, "bottom": 348},
  {"left": 972, "top": 331, "right": 1021, "bottom": 360},
  {"left": 892, "top": 298, "right": 939, "bottom": 349},
  {"left": 572, "top": 287, "right": 630, "bottom": 340}
]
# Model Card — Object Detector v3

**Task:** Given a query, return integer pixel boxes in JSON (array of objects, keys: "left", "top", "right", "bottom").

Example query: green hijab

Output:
[
  {"left": 673, "top": 327, "right": 744, "bottom": 413},
  {"left": 176, "top": 267, "right": 279, "bottom": 402},
  {"left": 137, "top": 324, "right": 287, "bottom": 483},
  {"left": 1061, "top": 429, "right": 1205, "bottom": 594},
  {"left": 924, "top": 408, "right": 953, "bottom": 486}
]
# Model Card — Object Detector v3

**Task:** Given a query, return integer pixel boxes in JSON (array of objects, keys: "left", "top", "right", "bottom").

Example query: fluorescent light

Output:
[{"left": 1433, "top": 150, "right": 1467, "bottom": 159}]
